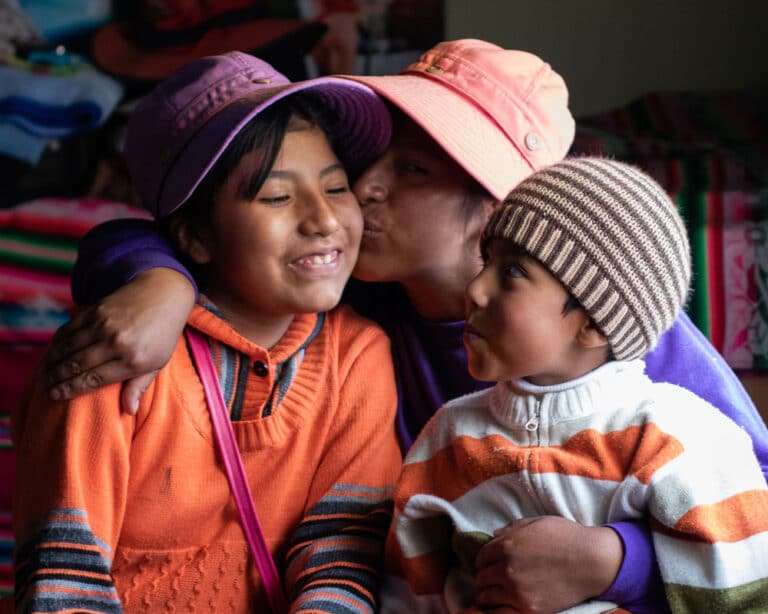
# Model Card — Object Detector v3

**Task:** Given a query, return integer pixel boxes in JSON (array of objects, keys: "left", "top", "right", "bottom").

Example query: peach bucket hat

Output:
[{"left": 345, "top": 39, "right": 575, "bottom": 201}]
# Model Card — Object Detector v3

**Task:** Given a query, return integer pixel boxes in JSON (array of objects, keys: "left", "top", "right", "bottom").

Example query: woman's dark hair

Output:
[
  {"left": 461, "top": 179, "right": 494, "bottom": 226},
  {"left": 160, "top": 90, "right": 341, "bottom": 253}
]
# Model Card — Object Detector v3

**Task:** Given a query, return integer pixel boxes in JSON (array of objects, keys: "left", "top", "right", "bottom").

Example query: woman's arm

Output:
[
  {"left": 472, "top": 517, "right": 666, "bottom": 613},
  {"left": 472, "top": 518, "right": 616, "bottom": 607},
  {"left": 42, "top": 219, "right": 196, "bottom": 412},
  {"left": 71, "top": 218, "right": 196, "bottom": 305}
]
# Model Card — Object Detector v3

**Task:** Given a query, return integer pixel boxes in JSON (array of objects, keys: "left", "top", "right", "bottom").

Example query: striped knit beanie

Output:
[{"left": 482, "top": 157, "right": 691, "bottom": 360}]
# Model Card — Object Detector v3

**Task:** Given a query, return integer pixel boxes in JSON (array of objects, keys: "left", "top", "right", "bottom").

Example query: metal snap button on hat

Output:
[{"left": 525, "top": 132, "right": 541, "bottom": 151}]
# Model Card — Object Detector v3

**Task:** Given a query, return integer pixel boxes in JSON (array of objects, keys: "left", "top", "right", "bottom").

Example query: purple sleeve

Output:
[
  {"left": 71, "top": 218, "right": 197, "bottom": 305},
  {"left": 599, "top": 522, "right": 669, "bottom": 613}
]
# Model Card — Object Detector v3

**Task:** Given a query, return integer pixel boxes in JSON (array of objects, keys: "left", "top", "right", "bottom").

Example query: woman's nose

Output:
[{"left": 354, "top": 157, "right": 391, "bottom": 206}]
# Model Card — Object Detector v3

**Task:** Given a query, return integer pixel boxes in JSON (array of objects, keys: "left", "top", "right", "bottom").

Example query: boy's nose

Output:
[{"left": 466, "top": 270, "right": 489, "bottom": 309}]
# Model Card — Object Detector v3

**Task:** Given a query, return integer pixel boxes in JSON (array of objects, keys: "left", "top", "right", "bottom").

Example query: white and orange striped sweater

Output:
[{"left": 383, "top": 360, "right": 768, "bottom": 613}]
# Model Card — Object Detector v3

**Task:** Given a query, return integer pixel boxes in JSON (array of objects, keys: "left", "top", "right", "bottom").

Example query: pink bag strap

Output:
[{"left": 185, "top": 328, "right": 288, "bottom": 614}]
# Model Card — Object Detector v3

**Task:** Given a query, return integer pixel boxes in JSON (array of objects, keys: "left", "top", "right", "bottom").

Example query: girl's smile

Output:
[{"left": 290, "top": 248, "right": 342, "bottom": 273}]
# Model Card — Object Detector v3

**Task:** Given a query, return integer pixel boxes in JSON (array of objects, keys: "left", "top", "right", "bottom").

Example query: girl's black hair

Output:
[{"left": 161, "top": 90, "right": 341, "bottom": 253}]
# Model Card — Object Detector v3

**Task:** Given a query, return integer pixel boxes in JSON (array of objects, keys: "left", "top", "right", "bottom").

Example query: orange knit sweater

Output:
[{"left": 12, "top": 304, "right": 402, "bottom": 613}]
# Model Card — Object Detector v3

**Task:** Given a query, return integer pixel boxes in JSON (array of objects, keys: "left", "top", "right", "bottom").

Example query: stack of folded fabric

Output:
[{"left": 0, "top": 53, "right": 123, "bottom": 166}]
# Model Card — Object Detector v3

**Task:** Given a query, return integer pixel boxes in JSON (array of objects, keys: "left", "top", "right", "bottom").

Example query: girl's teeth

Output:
[{"left": 306, "top": 253, "right": 336, "bottom": 265}]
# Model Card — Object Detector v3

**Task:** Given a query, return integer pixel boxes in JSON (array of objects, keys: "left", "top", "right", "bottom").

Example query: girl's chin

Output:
[{"left": 296, "top": 289, "right": 346, "bottom": 313}]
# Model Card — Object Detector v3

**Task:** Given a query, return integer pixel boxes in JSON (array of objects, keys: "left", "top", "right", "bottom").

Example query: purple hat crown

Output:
[{"left": 124, "top": 52, "right": 391, "bottom": 217}]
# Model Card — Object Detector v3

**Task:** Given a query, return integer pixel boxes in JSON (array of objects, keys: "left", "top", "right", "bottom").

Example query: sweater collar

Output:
[
  {"left": 489, "top": 360, "right": 649, "bottom": 427},
  {"left": 187, "top": 299, "right": 318, "bottom": 362}
]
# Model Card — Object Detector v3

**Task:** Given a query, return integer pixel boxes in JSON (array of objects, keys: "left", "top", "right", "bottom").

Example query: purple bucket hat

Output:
[{"left": 124, "top": 51, "right": 392, "bottom": 218}]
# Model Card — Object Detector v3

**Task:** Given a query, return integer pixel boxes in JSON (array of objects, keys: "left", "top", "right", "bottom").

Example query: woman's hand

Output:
[
  {"left": 41, "top": 268, "right": 196, "bottom": 413},
  {"left": 473, "top": 516, "right": 623, "bottom": 614}
]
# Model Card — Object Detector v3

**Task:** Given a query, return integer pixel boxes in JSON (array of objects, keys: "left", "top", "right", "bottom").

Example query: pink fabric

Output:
[
  {"left": 722, "top": 191, "right": 756, "bottom": 369},
  {"left": 0, "top": 197, "right": 149, "bottom": 238},
  {"left": 0, "top": 264, "right": 70, "bottom": 307}
]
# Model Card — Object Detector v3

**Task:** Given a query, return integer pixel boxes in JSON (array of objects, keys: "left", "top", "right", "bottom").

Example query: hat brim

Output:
[
  {"left": 344, "top": 73, "right": 534, "bottom": 201},
  {"left": 159, "top": 78, "right": 391, "bottom": 217},
  {"left": 93, "top": 18, "right": 325, "bottom": 82}
]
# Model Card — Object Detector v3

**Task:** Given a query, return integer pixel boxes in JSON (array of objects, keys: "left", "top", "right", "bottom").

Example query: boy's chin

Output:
[{"left": 466, "top": 361, "right": 496, "bottom": 383}]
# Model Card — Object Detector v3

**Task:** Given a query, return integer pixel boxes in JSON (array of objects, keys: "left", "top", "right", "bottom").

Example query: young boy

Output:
[{"left": 383, "top": 157, "right": 768, "bottom": 613}]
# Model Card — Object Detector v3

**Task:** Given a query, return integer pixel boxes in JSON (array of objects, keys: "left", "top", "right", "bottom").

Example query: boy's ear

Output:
[
  {"left": 577, "top": 319, "right": 610, "bottom": 350},
  {"left": 169, "top": 216, "right": 212, "bottom": 265}
]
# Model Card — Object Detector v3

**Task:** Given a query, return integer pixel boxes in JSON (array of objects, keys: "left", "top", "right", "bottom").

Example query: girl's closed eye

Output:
[
  {"left": 326, "top": 184, "right": 350, "bottom": 195},
  {"left": 257, "top": 194, "right": 291, "bottom": 205},
  {"left": 321, "top": 164, "right": 351, "bottom": 195},
  {"left": 254, "top": 177, "right": 292, "bottom": 205}
]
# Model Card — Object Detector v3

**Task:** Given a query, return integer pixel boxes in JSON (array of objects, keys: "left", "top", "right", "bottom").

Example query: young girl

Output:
[
  {"left": 11, "top": 52, "right": 402, "bottom": 612},
  {"left": 38, "top": 40, "right": 768, "bottom": 612}
]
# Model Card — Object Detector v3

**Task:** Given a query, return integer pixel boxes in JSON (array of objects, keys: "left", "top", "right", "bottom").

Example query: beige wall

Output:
[{"left": 445, "top": 0, "right": 768, "bottom": 117}]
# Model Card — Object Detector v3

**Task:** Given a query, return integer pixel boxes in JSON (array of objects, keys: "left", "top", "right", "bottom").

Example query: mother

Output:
[{"left": 45, "top": 39, "right": 768, "bottom": 613}]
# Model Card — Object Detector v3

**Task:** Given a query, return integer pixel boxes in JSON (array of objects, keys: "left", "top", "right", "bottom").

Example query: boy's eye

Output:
[{"left": 503, "top": 264, "right": 525, "bottom": 278}]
